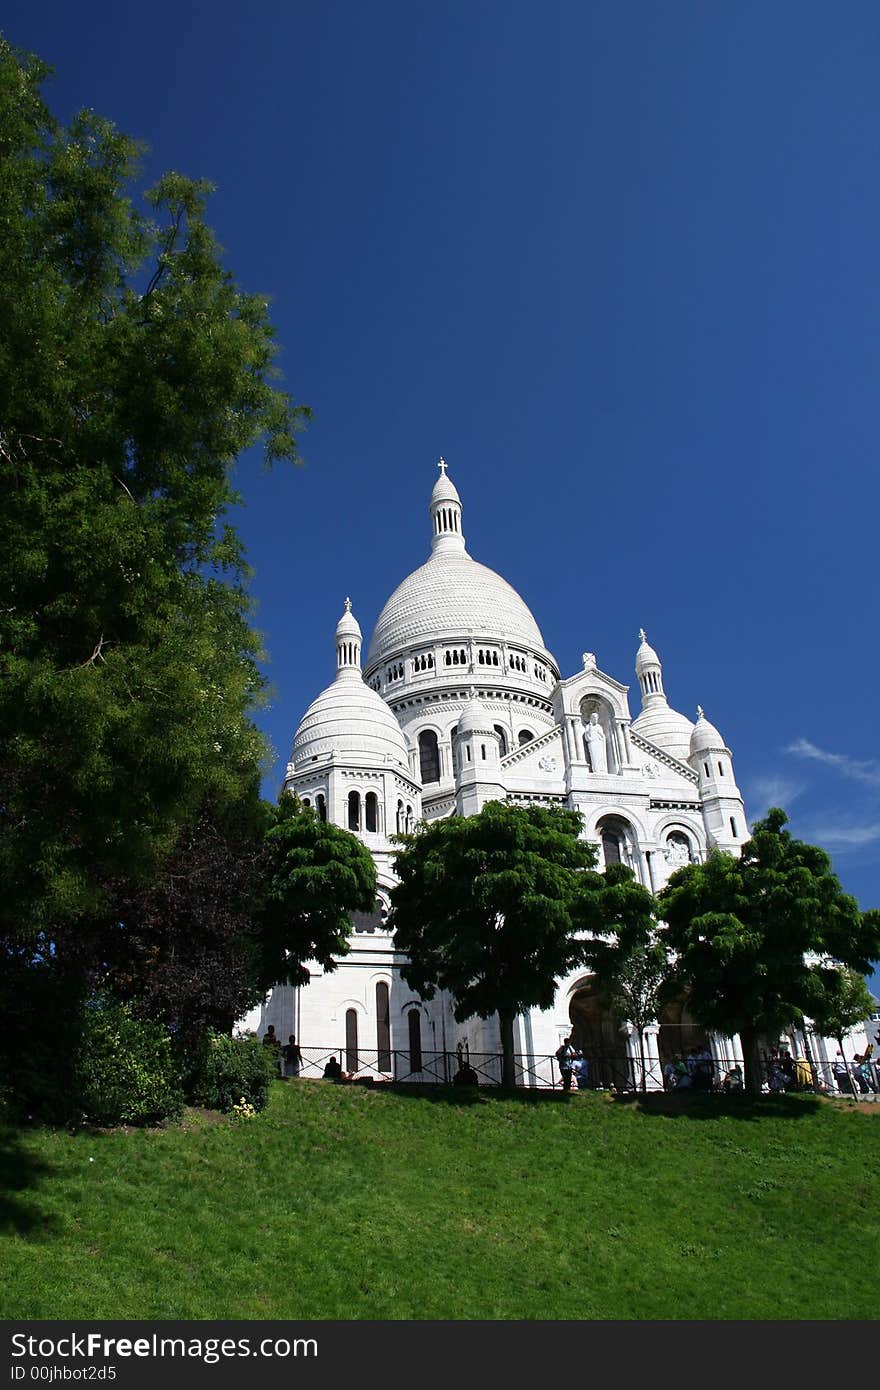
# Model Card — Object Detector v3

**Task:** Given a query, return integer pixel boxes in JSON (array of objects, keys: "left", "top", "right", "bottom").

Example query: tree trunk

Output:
[
  {"left": 498, "top": 1008, "right": 517, "bottom": 1090},
  {"left": 740, "top": 1025, "right": 763, "bottom": 1096}
]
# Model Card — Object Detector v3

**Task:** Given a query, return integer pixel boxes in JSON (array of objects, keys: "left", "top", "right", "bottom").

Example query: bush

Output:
[
  {"left": 75, "top": 1000, "right": 184, "bottom": 1126},
  {"left": 188, "top": 1033, "right": 274, "bottom": 1113}
]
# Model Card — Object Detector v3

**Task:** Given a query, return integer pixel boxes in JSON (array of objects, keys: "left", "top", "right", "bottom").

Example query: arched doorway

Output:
[
  {"left": 569, "top": 982, "right": 633, "bottom": 1091},
  {"left": 657, "top": 997, "right": 712, "bottom": 1086}
]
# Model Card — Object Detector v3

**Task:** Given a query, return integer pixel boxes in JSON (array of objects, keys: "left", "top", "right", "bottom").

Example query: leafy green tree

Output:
[
  {"left": 256, "top": 794, "right": 377, "bottom": 989},
  {"left": 579, "top": 864, "right": 668, "bottom": 1091},
  {"left": 389, "top": 802, "right": 598, "bottom": 1088},
  {"left": 659, "top": 809, "right": 880, "bottom": 1093},
  {"left": 806, "top": 965, "right": 876, "bottom": 1076},
  {"left": 0, "top": 39, "right": 309, "bottom": 947}
]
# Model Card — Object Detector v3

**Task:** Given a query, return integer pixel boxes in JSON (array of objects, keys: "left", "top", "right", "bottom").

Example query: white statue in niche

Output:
[
  {"left": 584, "top": 712, "right": 608, "bottom": 774},
  {"left": 665, "top": 836, "right": 690, "bottom": 866}
]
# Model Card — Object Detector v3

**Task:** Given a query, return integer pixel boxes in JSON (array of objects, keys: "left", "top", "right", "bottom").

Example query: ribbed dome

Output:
[
  {"left": 431, "top": 470, "right": 461, "bottom": 506},
  {"left": 292, "top": 676, "right": 411, "bottom": 773},
  {"left": 366, "top": 550, "right": 551, "bottom": 669},
  {"left": 631, "top": 706, "right": 695, "bottom": 764},
  {"left": 635, "top": 631, "right": 661, "bottom": 675},
  {"left": 335, "top": 600, "right": 361, "bottom": 640},
  {"left": 690, "top": 708, "right": 726, "bottom": 756}
]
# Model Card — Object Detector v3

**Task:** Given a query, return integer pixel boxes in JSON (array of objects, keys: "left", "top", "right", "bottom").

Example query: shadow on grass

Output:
[
  {"left": 0, "top": 1127, "right": 58, "bottom": 1237},
  {"left": 383, "top": 1082, "right": 582, "bottom": 1108},
  {"left": 354, "top": 1081, "right": 830, "bottom": 1120},
  {"left": 610, "top": 1091, "right": 825, "bottom": 1121}
]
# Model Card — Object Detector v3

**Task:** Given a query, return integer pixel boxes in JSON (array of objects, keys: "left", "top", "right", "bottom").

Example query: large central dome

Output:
[{"left": 364, "top": 462, "right": 554, "bottom": 673}]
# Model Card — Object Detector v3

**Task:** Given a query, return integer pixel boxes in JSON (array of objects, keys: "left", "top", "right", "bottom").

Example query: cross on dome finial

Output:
[
  {"left": 344, "top": 596, "right": 351, "bottom": 612},
  {"left": 437, "top": 457, "right": 447, "bottom": 475},
  {"left": 638, "top": 627, "right": 647, "bottom": 643},
  {"left": 696, "top": 704, "right": 704, "bottom": 720}
]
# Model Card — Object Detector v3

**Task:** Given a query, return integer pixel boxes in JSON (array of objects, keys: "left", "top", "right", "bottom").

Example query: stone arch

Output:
[{"left": 568, "top": 978, "right": 632, "bottom": 1091}]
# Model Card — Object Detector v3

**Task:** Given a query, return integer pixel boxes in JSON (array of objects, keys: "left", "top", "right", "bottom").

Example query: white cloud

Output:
[
  {"left": 786, "top": 739, "right": 880, "bottom": 788},
  {"left": 807, "top": 822, "right": 880, "bottom": 848},
  {"left": 747, "top": 775, "right": 805, "bottom": 816}
]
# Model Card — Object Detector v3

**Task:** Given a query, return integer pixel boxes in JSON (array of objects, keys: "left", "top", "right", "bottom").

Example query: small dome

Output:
[
  {"left": 457, "top": 694, "right": 490, "bottom": 737},
  {"left": 690, "top": 708, "right": 726, "bottom": 756},
  {"left": 635, "top": 629, "right": 661, "bottom": 676},
  {"left": 631, "top": 705, "right": 695, "bottom": 764},
  {"left": 430, "top": 465, "right": 461, "bottom": 506},
  {"left": 335, "top": 598, "right": 362, "bottom": 640},
  {"left": 292, "top": 680, "right": 411, "bottom": 773}
]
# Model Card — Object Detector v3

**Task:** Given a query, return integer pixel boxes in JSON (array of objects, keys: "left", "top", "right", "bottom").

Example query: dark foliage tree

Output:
[
  {"left": 578, "top": 864, "right": 668, "bottom": 1091},
  {"left": 659, "top": 809, "right": 880, "bottom": 1093},
  {"left": 0, "top": 39, "right": 309, "bottom": 948},
  {"left": 389, "top": 802, "right": 598, "bottom": 1088}
]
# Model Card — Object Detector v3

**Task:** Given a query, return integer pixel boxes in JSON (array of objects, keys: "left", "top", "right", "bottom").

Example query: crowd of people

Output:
[{"left": 260, "top": 1023, "right": 879, "bottom": 1096}]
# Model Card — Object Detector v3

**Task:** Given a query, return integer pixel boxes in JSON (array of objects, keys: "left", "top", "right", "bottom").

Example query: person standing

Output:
[
  {"left": 556, "top": 1036, "right": 580, "bottom": 1093},
  {"left": 284, "top": 1034, "right": 303, "bottom": 1079}
]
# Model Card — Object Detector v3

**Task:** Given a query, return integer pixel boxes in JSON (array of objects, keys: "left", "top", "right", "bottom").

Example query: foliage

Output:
[
  {"left": 390, "top": 802, "right": 598, "bottom": 1087},
  {"left": 0, "top": 38, "right": 309, "bottom": 948},
  {"left": 73, "top": 998, "right": 184, "bottom": 1127},
  {"left": 188, "top": 1033, "right": 274, "bottom": 1114},
  {"left": 256, "top": 794, "right": 377, "bottom": 989},
  {"left": 0, "top": 949, "right": 85, "bottom": 1125},
  {"left": 659, "top": 809, "right": 880, "bottom": 1092},
  {"left": 2, "top": 1083, "right": 879, "bottom": 1320},
  {"left": 82, "top": 799, "right": 270, "bottom": 1048},
  {"left": 577, "top": 864, "right": 668, "bottom": 1091},
  {"left": 806, "top": 966, "right": 876, "bottom": 1046}
]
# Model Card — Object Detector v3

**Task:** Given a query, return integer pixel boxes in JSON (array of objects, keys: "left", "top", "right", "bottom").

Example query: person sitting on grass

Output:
[{"left": 323, "top": 1055, "right": 347, "bottom": 1083}]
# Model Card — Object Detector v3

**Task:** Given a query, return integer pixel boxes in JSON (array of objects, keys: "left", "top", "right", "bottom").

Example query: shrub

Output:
[
  {"left": 189, "top": 1033, "right": 273, "bottom": 1113},
  {"left": 75, "top": 999, "right": 184, "bottom": 1126}
]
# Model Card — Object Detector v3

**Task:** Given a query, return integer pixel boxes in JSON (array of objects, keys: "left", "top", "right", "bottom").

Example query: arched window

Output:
[
  {"left": 345, "top": 1009, "right": 359, "bottom": 1074},
  {"left": 518, "top": 729, "right": 534, "bottom": 746},
  {"left": 730, "top": 817, "right": 738, "bottom": 839},
  {"left": 396, "top": 799, "right": 403, "bottom": 834},
  {"left": 365, "top": 791, "right": 378, "bottom": 833},
  {"left": 598, "top": 815, "right": 631, "bottom": 869},
  {"left": 408, "top": 1011, "right": 423, "bottom": 1073},
  {"left": 316, "top": 793, "right": 326, "bottom": 822},
  {"left": 480, "top": 743, "right": 487, "bottom": 760},
  {"left": 376, "top": 982, "right": 391, "bottom": 1071},
  {"left": 301, "top": 797, "right": 311, "bottom": 808},
  {"left": 494, "top": 725, "right": 508, "bottom": 756},
  {"left": 419, "top": 729, "right": 440, "bottom": 784},
  {"left": 405, "top": 803, "right": 413, "bottom": 833},
  {"left": 347, "top": 790, "right": 360, "bottom": 831}
]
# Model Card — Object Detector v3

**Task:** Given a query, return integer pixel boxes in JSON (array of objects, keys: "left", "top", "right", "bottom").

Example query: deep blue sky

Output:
[{"left": 5, "top": 3, "right": 879, "bottom": 971}]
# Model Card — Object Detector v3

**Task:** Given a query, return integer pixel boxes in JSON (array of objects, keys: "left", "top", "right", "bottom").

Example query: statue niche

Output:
[{"left": 584, "top": 711, "right": 608, "bottom": 774}]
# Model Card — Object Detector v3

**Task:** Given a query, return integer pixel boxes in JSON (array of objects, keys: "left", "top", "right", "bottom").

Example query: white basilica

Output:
[{"left": 254, "top": 463, "right": 873, "bottom": 1088}]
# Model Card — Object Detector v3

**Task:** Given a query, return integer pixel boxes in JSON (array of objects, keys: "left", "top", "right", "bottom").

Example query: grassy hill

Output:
[{"left": 1, "top": 1082, "right": 877, "bottom": 1320}]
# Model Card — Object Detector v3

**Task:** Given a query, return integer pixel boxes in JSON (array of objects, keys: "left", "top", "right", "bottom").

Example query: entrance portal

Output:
[{"left": 569, "top": 984, "right": 633, "bottom": 1091}]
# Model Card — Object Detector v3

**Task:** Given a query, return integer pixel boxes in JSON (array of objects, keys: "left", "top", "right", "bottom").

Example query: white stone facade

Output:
[{"left": 247, "top": 463, "right": 874, "bottom": 1089}]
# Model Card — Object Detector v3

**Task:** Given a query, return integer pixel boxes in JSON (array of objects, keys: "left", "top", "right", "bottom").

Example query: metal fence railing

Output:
[{"left": 262, "top": 1043, "right": 880, "bottom": 1096}]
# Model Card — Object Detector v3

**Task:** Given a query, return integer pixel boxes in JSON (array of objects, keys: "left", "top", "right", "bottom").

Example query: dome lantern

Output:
[
  {"left": 429, "top": 457, "right": 465, "bottom": 554},
  {"left": 635, "top": 628, "right": 665, "bottom": 706},
  {"left": 335, "top": 597, "right": 362, "bottom": 675}
]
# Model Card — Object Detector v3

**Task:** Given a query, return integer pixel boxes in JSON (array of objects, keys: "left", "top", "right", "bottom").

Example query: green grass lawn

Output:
[{"left": 1, "top": 1082, "right": 877, "bottom": 1320}]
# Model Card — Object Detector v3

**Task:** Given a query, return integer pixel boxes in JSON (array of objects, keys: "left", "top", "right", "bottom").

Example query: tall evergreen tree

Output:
[{"left": 0, "top": 40, "right": 309, "bottom": 952}]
